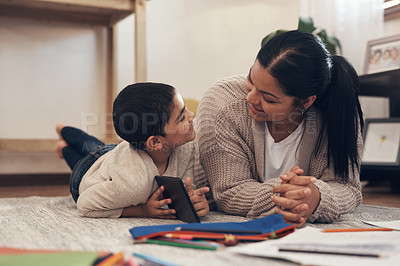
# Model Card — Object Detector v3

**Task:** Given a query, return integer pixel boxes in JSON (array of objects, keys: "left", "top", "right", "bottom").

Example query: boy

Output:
[{"left": 56, "top": 82, "right": 209, "bottom": 218}]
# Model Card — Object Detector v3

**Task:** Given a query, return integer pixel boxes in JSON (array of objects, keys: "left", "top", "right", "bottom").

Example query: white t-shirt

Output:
[{"left": 264, "top": 121, "right": 304, "bottom": 180}]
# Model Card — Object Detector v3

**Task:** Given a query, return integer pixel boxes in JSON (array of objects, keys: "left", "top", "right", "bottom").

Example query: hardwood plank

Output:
[
  {"left": 0, "top": 184, "right": 70, "bottom": 198},
  {"left": 362, "top": 181, "right": 400, "bottom": 208},
  {"left": 106, "top": 26, "right": 116, "bottom": 141},
  {"left": 0, "top": 0, "right": 134, "bottom": 13},
  {"left": 0, "top": 0, "right": 134, "bottom": 26},
  {"left": 135, "top": 0, "right": 147, "bottom": 82},
  {"left": 0, "top": 152, "right": 70, "bottom": 175},
  {"left": 0, "top": 139, "right": 119, "bottom": 152},
  {"left": 31, "top": 0, "right": 134, "bottom": 10},
  {"left": 0, "top": 139, "right": 58, "bottom": 152},
  {"left": 0, "top": 173, "right": 70, "bottom": 186}
]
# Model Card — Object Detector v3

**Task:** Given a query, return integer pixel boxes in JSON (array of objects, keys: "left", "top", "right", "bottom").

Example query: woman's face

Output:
[{"left": 245, "top": 60, "right": 299, "bottom": 124}]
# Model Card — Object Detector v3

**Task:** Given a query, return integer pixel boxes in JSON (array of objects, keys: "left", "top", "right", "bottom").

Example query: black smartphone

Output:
[{"left": 155, "top": 176, "right": 200, "bottom": 223}]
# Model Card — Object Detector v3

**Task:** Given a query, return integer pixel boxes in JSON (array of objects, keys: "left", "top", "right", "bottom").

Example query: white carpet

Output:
[{"left": 1, "top": 196, "right": 400, "bottom": 265}]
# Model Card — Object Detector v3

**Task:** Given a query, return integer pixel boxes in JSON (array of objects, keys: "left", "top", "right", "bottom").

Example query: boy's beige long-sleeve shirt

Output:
[
  {"left": 77, "top": 140, "right": 195, "bottom": 218},
  {"left": 195, "top": 75, "right": 363, "bottom": 223}
]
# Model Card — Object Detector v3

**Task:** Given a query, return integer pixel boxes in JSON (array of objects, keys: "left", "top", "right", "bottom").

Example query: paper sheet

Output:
[
  {"left": 363, "top": 220, "right": 400, "bottom": 231},
  {"left": 229, "top": 227, "right": 400, "bottom": 266}
]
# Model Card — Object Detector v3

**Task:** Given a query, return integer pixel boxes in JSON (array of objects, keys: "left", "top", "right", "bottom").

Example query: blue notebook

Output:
[{"left": 130, "top": 214, "right": 294, "bottom": 240}]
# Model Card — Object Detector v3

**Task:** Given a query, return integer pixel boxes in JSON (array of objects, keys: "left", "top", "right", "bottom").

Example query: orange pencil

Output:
[
  {"left": 97, "top": 252, "right": 124, "bottom": 266},
  {"left": 323, "top": 228, "right": 393, "bottom": 233}
]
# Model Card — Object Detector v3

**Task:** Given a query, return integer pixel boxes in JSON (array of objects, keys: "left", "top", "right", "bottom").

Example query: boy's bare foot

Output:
[
  {"left": 55, "top": 140, "right": 68, "bottom": 159},
  {"left": 56, "top": 123, "right": 65, "bottom": 140},
  {"left": 55, "top": 123, "right": 67, "bottom": 159}
]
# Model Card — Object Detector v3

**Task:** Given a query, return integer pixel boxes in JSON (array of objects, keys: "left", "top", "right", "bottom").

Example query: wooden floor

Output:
[
  {"left": 362, "top": 182, "right": 400, "bottom": 208},
  {"left": 0, "top": 184, "right": 70, "bottom": 198},
  {"left": 1, "top": 180, "right": 400, "bottom": 208}
]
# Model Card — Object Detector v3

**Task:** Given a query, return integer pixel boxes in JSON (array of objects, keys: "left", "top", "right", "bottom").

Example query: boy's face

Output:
[{"left": 162, "top": 92, "right": 196, "bottom": 149}]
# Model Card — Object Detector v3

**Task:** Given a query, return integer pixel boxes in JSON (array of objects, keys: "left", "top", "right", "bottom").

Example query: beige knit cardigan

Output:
[{"left": 195, "top": 75, "right": 363, "bottom": 223}]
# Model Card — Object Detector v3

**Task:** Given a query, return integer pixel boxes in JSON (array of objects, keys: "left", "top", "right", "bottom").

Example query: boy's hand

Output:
[
  {"left": 184, "top": 177, "right": 210, "bottom": 217},
  {"left": 142, "top": 186, "right": 176, "bottom": 219}
]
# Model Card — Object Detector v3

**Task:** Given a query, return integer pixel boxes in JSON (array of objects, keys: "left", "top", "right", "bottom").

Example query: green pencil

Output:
[{"left": 145, "top": 238, "right": 219, "bottom": 250}]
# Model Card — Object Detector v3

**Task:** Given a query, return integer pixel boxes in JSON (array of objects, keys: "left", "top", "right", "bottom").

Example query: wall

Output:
[
  {"left": 145, "top": 0, "right": 300, "bottom": 100},
  {"left": 114, "top": 0, "right": 301, "bottom": 100},
  {"left": 384, "top": 14, "right": 400, "bottom": 36},
  {"left": 0, "top": 18, "right": 107, "bottom": 139},
  {"left": 0, "top": 0, "right": 300, "bottom": 140}
]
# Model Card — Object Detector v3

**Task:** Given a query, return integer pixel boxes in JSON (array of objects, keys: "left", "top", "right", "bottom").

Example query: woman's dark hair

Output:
[
  {"left": 113, "top": 82, "right": 175, "bottom": 150},
  {"left": 256, "top": 30, "right": 364, "bottom": 180}
]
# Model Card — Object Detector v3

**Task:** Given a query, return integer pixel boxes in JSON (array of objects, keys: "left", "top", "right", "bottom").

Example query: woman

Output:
[{"left": 195, "top": 30, "right": 364, "bottom": 228}]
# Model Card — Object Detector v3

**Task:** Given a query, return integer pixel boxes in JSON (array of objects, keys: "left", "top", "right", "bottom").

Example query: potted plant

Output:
[{"left": 261, "top": 17, "right": 342, "bottom": 55}]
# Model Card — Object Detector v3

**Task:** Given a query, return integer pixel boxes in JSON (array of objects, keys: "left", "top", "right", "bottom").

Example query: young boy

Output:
[{"left": 56, "top": 82, "right": 209, "bottom": 218}]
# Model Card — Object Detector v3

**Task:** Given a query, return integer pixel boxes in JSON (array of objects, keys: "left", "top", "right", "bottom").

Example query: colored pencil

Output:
[
  {"left": 97, "top": 252, "right": 124, "bottom": 266},
  {"left": 145, "top": 238, "right": 219, "bottom": 250},
  {"left": 133, "top": 252, "right": 179, "bottom": 266},
  {"left": 175, "top": 227, "right": 262, "bottom": 234},
  {"left": 92, "top": 253, "right": 113, "bottom": 265},
  {"left": 126, "top": 256, "right": 140, "bottom": 266},
  {"left": 323, "top": 228, "right": 393, "bottom": 233},
  {"left": 158, "top": 237, "right": 223, "bottom": 248}
]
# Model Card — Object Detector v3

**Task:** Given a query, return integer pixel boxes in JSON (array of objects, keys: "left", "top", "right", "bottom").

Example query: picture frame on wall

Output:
[
  {"left": 362, "top": 118, "right": 400, "bottom": 167},
  {"left": 364, "top": 34, "right": 400, "bottom": 75}
]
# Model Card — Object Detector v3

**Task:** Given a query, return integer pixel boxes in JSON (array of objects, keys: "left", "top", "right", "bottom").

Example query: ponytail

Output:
[{"left": 314, "top": 55, "right": 364, "bottom": 180}]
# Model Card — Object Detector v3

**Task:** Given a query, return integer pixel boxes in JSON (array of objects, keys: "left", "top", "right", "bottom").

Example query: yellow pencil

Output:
[
  {"left": 323, "top": 228, "right": 393, "bottom": 233},
  {"left": 97, "top": 252, "right": 124, "bottom": 266}
]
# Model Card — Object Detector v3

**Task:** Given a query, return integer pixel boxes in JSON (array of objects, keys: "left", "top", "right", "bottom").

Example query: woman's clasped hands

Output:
[{"left": 271, "top": 166, "right": 321, "bottom": 228}]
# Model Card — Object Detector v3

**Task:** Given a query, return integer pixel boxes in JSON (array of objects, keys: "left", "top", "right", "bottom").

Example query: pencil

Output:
[
  {"left": 91, "top": 253, "right": 113, "bottom": 265},
  {"left": 158, "top": 237, "right": 223, "bottom": 249},
  {"left": 126, "top": 256, "right": 140, "bottom": 266},
  {"left": 323, "top": 228, "right": 393, "bottom": 233},
  {"left": 278, "top": 248, "right": 381, "bottom": 257},
  {"left": 133, "top": 252, "right": 179, "bottom": 266},
  {"left": 97, "top": 252, "right": 124, "bottom": 266},
  {"left": 146, "top": 238, "right": 219, "bottom": 250},
  {"left": 175, "top": 227, "right": 262, "bottom": 234}
]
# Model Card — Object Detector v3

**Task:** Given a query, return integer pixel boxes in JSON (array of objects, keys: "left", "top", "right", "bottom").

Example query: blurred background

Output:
[{"left": 0, "top": 0, "right": 399, "bottom": 195}]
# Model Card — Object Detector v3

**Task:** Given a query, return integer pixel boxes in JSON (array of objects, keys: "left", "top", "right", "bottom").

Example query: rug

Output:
[{"left": 1, "top": 196, "right": 400, "bottom": 266}]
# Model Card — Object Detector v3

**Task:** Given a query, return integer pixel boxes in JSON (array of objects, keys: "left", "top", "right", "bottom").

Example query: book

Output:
[{"left": 130, "top": 214, "right": 295, "bottom": 242}]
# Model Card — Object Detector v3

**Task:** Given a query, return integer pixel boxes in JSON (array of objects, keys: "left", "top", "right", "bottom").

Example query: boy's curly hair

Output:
[{"left": 112, "top": 83, "right": 175, "bottom": 150}]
